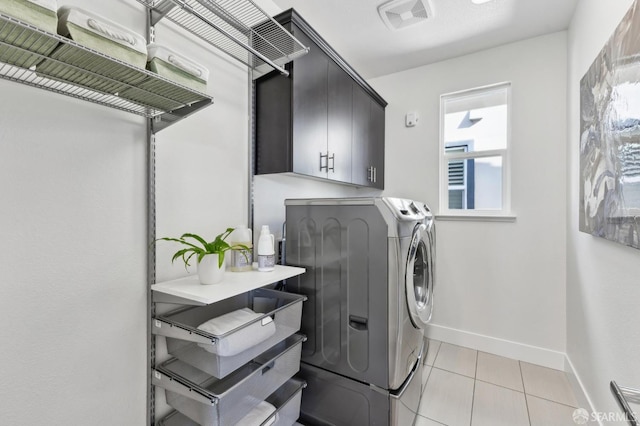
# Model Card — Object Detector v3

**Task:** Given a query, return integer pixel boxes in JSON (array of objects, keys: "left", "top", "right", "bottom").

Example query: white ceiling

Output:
[{"left": 271, "top": 0, "right": 579, "bottom": 79}]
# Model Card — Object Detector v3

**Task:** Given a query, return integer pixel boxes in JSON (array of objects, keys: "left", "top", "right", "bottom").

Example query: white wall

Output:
[
  {"left": 0, "top": 2, "right": 148, "bottom": 424},
  {"left": 369, "top": 32, "right": 569, "bottom": 367},
  {"left": 567, "top": 0, "right": 640, "bottom": 416},
  {"left": 0, "top": 0, "right": 252, "bottom": 423}
]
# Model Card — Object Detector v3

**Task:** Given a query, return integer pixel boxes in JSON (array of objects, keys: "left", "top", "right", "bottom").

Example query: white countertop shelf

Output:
[{"left": 152, "top": 264, "right": 305, "bottom": 305}]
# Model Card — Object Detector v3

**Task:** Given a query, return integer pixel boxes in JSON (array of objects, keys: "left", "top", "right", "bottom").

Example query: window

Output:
[{"left": 439, "top": 83, "right": 511, "bottom": 218}]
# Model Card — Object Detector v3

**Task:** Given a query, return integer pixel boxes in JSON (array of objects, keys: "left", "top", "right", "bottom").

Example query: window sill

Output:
[{"left": 435, "top": 214, "right": 517, "bottom": 222}]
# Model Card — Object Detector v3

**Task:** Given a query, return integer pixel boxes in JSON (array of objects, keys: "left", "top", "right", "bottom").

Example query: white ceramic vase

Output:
[{"left": 197, "top": 253, "right": 225, "bottom": 285}]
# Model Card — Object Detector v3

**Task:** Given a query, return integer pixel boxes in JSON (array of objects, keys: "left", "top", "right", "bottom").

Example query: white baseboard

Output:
[
  {"left": 425, "top": 323, "right": 566, "bottom": 370},
  {"left": 564, "top": 355, "right": 601, "bottom": 425}
]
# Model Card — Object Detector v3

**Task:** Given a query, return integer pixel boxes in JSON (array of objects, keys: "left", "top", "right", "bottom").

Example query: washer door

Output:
[{"left": 405, "top": 221, "right": 434, "bottom": 329}]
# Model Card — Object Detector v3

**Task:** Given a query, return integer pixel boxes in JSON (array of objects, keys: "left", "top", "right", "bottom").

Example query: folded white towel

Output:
[
  {"left": 197, "top": 308, "right": 276, "bottom": 357},
  {"left": 236, "top": 401, "right": 278, "bottom": 426}
]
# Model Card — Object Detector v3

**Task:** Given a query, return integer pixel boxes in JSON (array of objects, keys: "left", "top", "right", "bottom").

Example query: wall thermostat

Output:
[{"left": 406, "top": 112, "right": 419, "bottom": 127}]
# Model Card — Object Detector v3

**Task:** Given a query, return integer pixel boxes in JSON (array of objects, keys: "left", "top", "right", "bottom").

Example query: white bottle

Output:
[
  {"left": 257, "top": 225, "right": 275, "bottom": 272},
  {"left": 229, "top": 225, "right": 252, "bottom": 272}
]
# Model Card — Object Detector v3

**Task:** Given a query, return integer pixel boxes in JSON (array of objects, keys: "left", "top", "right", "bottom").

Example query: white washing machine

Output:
[{"left": 284, "top": 197, "right": 435, "bottom": 425}]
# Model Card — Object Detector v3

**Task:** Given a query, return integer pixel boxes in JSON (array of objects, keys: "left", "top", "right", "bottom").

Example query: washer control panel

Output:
[{"left": 383, "top": 197, "right": 431, "bottom": 221}]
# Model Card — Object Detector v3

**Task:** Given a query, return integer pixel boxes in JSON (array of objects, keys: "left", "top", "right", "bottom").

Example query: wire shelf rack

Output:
[
  {"left": 0, "top": 13, "right": 213, "bottom": 132},
  {"left": 136, "top": 0, "right": 308, "bottom": 78}
]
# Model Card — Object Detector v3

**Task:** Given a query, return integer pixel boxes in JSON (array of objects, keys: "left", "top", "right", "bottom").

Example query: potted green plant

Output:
[{"left": 157, "top": 228, "right": 250, "bottom": 285}]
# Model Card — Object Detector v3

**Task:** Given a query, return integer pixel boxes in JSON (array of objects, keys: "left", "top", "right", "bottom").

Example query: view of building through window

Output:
[{"left": 441, "top": 83, "right": 510, "bottom": 214}]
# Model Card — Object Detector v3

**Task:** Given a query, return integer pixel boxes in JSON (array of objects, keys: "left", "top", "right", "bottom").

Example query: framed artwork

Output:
[{"left": 580, "top": 0, "right": 640, "bottom": 249}]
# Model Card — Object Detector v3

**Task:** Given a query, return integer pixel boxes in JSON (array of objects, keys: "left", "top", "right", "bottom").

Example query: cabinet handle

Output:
[
  {"left": 319, "top": 152, "right": 328, "bottom": 172},
  {"left": 261, "top": 361, "right": 275, "bottom": 375},
  {"left": 367, "top": 167, "right": 377, "bottom": 183},
  {"left": 328, "top": 153, "right": 335, "bottom": 172}
]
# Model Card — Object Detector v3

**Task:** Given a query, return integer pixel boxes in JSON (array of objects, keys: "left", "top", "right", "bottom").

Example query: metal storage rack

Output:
[
  {"left": 148, "top": 266, "right": 306, "bottom": 424},
  {"left": 133, "top": 0, "right": 309, "bottom": 78},
  {"left": 0, "top": 13, "right": 213, "bottom": 133},
  {"left": 152, "top": 287, "right": 305, "bottom": 378},
  {"left": 157, "top": 378, "right": 306, "bottom": 426},
  {"left": 154, "top": 335, "right": 305, "bottom": 425},
  {"left": 139, "top": 1, "right": 310, "bottom": 424}
]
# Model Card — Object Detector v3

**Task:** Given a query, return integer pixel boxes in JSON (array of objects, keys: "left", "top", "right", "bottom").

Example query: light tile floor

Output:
[{"left": 417, "top": 340, "right": 594, "bottom": 426}]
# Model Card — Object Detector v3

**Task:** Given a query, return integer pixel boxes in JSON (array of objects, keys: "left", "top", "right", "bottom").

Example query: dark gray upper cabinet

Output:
[
  {"left": 352, "top": 85, "right": 385, "bottom": 189},
  {"left": 254, "top": 9, "right": 387, "bottom": 188}
]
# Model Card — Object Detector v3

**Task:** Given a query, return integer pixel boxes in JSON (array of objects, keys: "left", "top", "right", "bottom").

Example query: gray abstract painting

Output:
[{"left": 580, "top": 0, "right": 640, "bottom": 249}]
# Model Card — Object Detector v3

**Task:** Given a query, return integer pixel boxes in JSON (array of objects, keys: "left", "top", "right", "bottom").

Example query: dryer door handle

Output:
[{"left": 349, "top": 315, "right": 368, "bottom": 331}]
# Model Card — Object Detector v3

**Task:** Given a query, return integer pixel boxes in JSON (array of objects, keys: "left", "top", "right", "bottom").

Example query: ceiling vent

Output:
[{"left": 378, "top": 0, "right": 432, "bottom": 31}]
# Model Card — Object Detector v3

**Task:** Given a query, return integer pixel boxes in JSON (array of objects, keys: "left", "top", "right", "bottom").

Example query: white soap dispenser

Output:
[{"left": 257, "top": 225, "right": 275, "bottom": 272}]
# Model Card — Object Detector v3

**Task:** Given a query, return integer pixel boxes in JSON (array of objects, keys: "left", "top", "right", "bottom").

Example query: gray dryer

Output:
[{"left": 285, "top": 197, "right": 435, "bottom": 425}]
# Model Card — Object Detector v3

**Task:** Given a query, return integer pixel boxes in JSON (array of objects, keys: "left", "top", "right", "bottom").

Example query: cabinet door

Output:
[
  {"left": 370, "top": 101, "right": 385, "bottom": 189},
  {"left": 352, "top": 85, "right": 385, "bottom": 188},
  {"left": 351, "top": 85, "right": 373, "bottom": 186},
  {"left": 327, "top": 61, "right": 352, "bottom": 183},
  {"left": 292, "top": 28, "right": 329, "bottom": 179}
]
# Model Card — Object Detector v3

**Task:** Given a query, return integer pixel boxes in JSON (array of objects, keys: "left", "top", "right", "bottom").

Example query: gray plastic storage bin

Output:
[
  {"left": 0, "top": 0, "right": 58, "bottom": 34},
  {"left": 35, "top": 6, "right": 148, "bottom": 96},
  {"left": 0, "top": 10, "right": 59, "bottom": 69},
  {"left": 153, "top": 288, "right": 305, "bottom": 379},
  {"left": 157, "top": 378, "right": 306, "bottom": 426},
  {"left": 153, "top": 334, "right": 304, "bottom": 426},
  {"left": 146, "top": 43, "right": 209, "bottom": 92},
  {"left": 56, "top": 6, "right": 147, "bottom": 68}
]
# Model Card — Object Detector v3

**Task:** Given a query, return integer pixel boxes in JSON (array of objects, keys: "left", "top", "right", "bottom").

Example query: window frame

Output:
[{"left": 438, "top": 82, "right": 514, "bottom": 221}]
